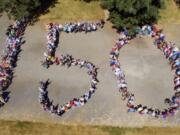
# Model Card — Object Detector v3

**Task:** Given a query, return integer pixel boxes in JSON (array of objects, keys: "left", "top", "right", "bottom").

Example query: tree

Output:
[
  {"left": 101, "top": 0, "right": 164, "bottom": 36},
  {"left": 0, "top": 0, "right": 56, "bottom": 20},
  {"left": 175, "top": 0, "right": 180, "bottom": 7}
]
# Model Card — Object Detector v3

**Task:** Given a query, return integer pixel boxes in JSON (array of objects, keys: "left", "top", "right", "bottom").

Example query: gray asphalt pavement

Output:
[{"left": 0, "top": 14, "right": 179, "bottom": 126}]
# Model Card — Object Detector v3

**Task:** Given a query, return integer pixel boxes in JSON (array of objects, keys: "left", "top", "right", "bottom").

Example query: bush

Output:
[
  {"left": 101, "top": 0, "right": 164, "bottom": 35},
  {"left": 0, "top": 0, "right": 56, "bottom": 20}
]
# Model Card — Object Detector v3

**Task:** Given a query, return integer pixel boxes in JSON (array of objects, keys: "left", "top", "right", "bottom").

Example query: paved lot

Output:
[{"left": 0, "top": 15, "right": 179, "bottom": 126}]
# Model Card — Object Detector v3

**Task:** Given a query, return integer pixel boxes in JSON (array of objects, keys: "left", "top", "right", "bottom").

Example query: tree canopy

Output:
[
  {"left": 0, "top": 0, "right": 56, "bottom": 20},
  {"left": 101, "top": 0, "right": 164, "bottom": 35},
  {"left": 175, "top": 0, "right": 180, "bottom": 7}
]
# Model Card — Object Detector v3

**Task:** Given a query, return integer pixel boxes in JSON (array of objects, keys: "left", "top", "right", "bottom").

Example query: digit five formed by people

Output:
[{"left": 39, "top": 21, "right": 104, "bottom": 116}]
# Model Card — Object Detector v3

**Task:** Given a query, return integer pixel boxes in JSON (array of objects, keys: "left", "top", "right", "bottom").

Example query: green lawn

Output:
[
  {"left": 39, "top": 0, "right": 104, "bottom": 23},
  {"left": 0, "top": 120, "right": 179, "bottom": 135}
]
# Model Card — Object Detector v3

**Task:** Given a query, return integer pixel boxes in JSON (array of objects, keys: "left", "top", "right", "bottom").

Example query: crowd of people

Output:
[
  {"left": 110, "top": 25, "right": 180, "bottom": 118},
  {"left": 39, "top": 54, "right": 99, "bottom": 116},
  {"left": 42, "top": 21, "right": 105, "bottom": 68},
  {"left": 59, "top": 20, "right": 105, "bottom": 33},
  {"left": 0, "top": 19, "right": 26, "bottom": 107},
  {"left": 0, "top": 17, "right": 178, "bottom": 118},
  {"left": 40, "top": 21, "right": 103, "bottom": 116}
]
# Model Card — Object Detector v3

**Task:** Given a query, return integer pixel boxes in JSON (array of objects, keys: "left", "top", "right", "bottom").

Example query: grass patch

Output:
[
  {"left": 99, "top": 126, "right": 180, "bottom": 135},
  {"left": 158, "top": 0, "right": 180, "bottom": 26},
  {"left": 0, "top": 120, "right": 107, "bottom": 135},
  {"left": 39, "top": 0, "right": 104, "bottom": 23},
  {"left": 0, "top": 120, "right": 179, "bottom": 135}
]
